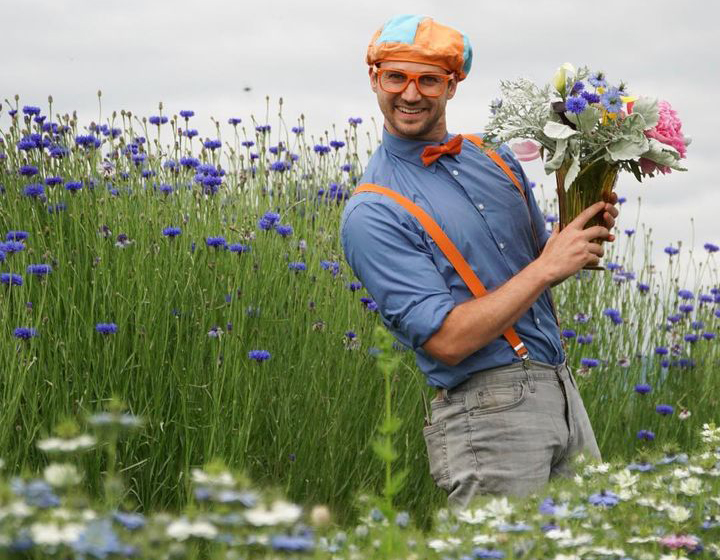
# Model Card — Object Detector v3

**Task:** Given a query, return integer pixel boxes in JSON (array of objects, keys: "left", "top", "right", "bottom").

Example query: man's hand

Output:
[
  {"left": 601, "top": 191, "right": 620, "bottom": 237},
  {"left": 539, "top": 201, "right": 614, "bottom": 283}
]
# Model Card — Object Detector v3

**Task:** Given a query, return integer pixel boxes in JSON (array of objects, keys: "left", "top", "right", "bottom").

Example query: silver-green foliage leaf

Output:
[
  {"left": 631, "top": 97, "right": 659, "bottom": 130},
  {"left": 543, "top": 122, "right": 578, "bottom": 140},
  {"left": 544, "top": 139, "right": 567, "bottom": 174},
  {"left": 563, "top": 154, "right": 581, "bottom": 192}
]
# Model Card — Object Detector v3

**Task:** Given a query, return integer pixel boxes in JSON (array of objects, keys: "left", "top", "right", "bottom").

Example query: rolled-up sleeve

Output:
[{"left": 341, "top": 198, "right": 457, "bottom": 351}]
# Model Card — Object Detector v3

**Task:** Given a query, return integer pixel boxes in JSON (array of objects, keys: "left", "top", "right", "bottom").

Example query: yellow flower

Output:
[
  {"left": 597, "top": 86, "right": 606, "bottom": 95},
  {"left": 621, "top": 96, "right": 638, "bottom": 103}
]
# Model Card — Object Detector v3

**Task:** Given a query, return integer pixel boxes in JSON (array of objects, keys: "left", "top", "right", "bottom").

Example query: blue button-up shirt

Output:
[{"left": 340, "top": 128, "right": 565, "bottom": 389}]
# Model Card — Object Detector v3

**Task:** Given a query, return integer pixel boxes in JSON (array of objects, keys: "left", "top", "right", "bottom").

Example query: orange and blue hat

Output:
[{"left": 366, "top": 15, "right": 473, "bottom": 81}]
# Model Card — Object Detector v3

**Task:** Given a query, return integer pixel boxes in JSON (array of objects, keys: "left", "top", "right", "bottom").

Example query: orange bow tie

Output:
[{"left": 421, "top": 134, "right": 464, "bottom": 166}]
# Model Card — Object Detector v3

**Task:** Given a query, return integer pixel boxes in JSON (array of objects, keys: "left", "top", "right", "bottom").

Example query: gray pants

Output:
[{"left": 422, "top": 360, "right": 601, "bottom": 508}]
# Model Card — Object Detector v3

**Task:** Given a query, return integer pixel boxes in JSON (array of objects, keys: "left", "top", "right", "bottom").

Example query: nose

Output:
[{"left": 400, "top": 78, "right": 422, "bottom": 102}]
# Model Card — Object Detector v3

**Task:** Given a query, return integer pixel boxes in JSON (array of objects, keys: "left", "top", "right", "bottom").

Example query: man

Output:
[{"left": 340, "top": 14, "right": 618, "bottom": 508}]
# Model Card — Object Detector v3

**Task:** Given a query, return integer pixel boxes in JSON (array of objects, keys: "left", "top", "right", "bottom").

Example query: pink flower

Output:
[
  {"left": 659, "top": 534, "right": 699, "bottom": 550},
  {"left": 639, "top": 157, "right": 670, "bottom": 176},
  {"left": 510, "top": 140, "right": 541, "bottom": 162},
  {"left": 645, "top": 100, "right": 688, "bottom": 158}
]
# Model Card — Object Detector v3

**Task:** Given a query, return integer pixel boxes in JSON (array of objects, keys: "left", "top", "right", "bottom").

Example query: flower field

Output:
[{"left": 0, "top": 97, "right": 718, "bottom": 557}]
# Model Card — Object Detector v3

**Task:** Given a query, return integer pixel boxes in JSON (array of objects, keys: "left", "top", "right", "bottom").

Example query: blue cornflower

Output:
[
  {"left": 606, "top": 263, "right": 622, "bottom": 271},
  {"left": 75, "top": 134, "right": 101, "bottom": 148},
  {"left": 627, "top": 462, "right": 654, "bottom": 472},
  {"left": 205, "top": 237, "right": 226, "bottom": 248},
  {"left": 27, "top": 264, "right": 52, "bottom": 276},
  {"left": 6, "top": 231, "right": 29, "bottom": 241},
  {"left": 34, "top": 115, "right": 46, "bottom": 124},
  {"left": 544, "top": 214, "right": 558, "bottom": 223},
  {"left": 269, "top": 161, "right": 289, "bottom": 172},
  {"left": 48, "top": 145, "right": 68, "bottom": 158},
  {"left": 637, "top": 283, "right": 650, "bottom": 293},
  {"left": 703, "top": 332, "right": 716, "bottom": 340},
  {"left": 603, "top": 308, "right": 621, "bottom": 318},
  {"left": 3, "top": 241, "right": 26, "bottom": 253},
  {"left": 258, "top": 218, "right": 273, "bottom": 231},
  {"left": 241, "top": 140, "right": 255, "bottom": 147},
  {"left": 255, "top": 124, "right": 271, "bottom": 133},
  {"left": 179, "top": 110, "right": 195, "bottom": 118},
  {"left": 14, "top": 327, "right": 38, "bottom": 339},
  {"left": 72, "top": 519, "right": 126, "bottom": 558},
  {"left": 203, "top": 139, "right": 222, "bottom": 150},
  {"left": 248, "top": 350, "right": 271, "bottom": 362},
  {"left": 348, "top": 117, "right": 363, "bottom": 125},
  {"left": 570, "top": 81, "right": 585, "bottom": 95},
  {"left": 183, "top": 129, "right": 199, "bottom": 138},
  {"left": 576, "top": 334, "right": 593, "bottom": 344},
  {"left": 148, "top": 115, "right": 168, "bottom": 125},
  {"left": 691, "top": 320, "right": 704, "bottom": 329},
  {"left": 679, "top": 304, "right": 694, "bottom": 314},
  {"left": 23, "top": 183, "right": 45, "bottom": 198},
  {"left": 635, "top": 384, "right": 652, "bottom": 394},
  {"left": 0, "top": 250, "right": 4, "bottom": 263},
  {"left": 162, "top": 227, "right": 181, "bottom": 237},
  {"left": 96, "top": 323, "right": 118, "bottom": 334},
  {"left": 664, "top": 246, "right": 679, "bottom": 256},
  {"left": 588, "top": 72, "right": 607, "bottom": 88},
  {"left": 228, "top": 117, "right": 242, "bottom": 125},
  {"left": 291, "top": 126, "right": 304, "bottom": 134},
  {"left": 600, "top": 87, "right": 623, "bottom": 113},
  {"left": 159, "top": 184, "right": 173, "bottom": 195},
  {"left": 22, "top": 106, "right": 42, "bottom": 116},
  {"left": 340, "top": 164, "right": 353, "bottom": 172},
  {"left": 699, "top": 294, "right": 713, "bottom": 303},
  {"left": 288, "top": 262, "right": 306, "bottom": 271},
  {"left": 684, "top": 333, "right": 699, "bottom": 343},
  {"left": 561, "top": 329, "right": 576, "bottom": 338},
  {"left": 656, "top": 404, "right": 674, "bottom": 415},
  {"left": 472, "top": 548, "right": 506, "bottom": 558},
  {"left": 45, "top": 176, "right": 63, "bottom": 186},
  {"left": 228, "top": 244, "right": 251, "bottom": 254},
  {"left": 180, "top": 156, "right": 200, "bottom": 168},
  {"left": 163, "top": 160, "right": 178, "bottom": 171},
  {"left": 16, "top": 479, "right": 59, "bottom": 507},
  {"left": 565, "top": 96, "right": 587, "bottom": 114},
  {"left": 262, "top": 211, "right": 280, "bottom": 225},
  {"left": 348, "top": 282, "right": 362, "bottom": 291},
  {"left": 19, "top": 164, "right": 39, "bottom": 176},
  {"left": 704, "top": 242, "right": 719, "bottom": 253},
  {"left": 625, "top": 229, "right": 635, "bottom": 236},
  {"left": 580, "top": 358, "right": 599, "bottom": 368},
  {"left": 655, "top": 346, "right": 669, "bottom": 355},
  {"left": 314, "top": 144, "right": 331, "bottom": 155},
  {"left": 678, "top": 289, "right": 694, "bottom": 300},
  {"left": 269, "top": 144, "right": 284, "bottom": 154},
  {"left": 588, "top": 490, "right": 619, "bottom": 507},
  {"left": 330, "top": 140, "right": 345, "bottom": 150},
  {"left": 275, "top": 224, "right": 293, "bottom": 237},
  {"left": 65, "top": 181, "right": 83, "bottom": 193},
  {"left": 1, "top": 274, "right": 23, "bottom": 286}
]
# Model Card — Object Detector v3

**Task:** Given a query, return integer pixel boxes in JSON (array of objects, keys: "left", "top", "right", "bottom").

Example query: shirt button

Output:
[
  {"left": 452, "top": 169, "right": 459, "bottom": 176},
  {"left": 476, "top": 203, "right": 485, "bottom": 211},
  {"left": 536, "top": 318, "right": 541, "bottom": 325},
  {"left": 499, "top": 242, "right": 505, "bottom": 250}
]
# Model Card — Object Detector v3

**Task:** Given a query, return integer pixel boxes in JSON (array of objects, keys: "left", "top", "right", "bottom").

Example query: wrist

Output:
[{"left": 526, "top": 257, "right": 555, "bottom": 290}]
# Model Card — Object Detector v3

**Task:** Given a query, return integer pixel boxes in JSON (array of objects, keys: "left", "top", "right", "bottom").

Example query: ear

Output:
[
  {"left": 369, "top": 66, "right": 378, "bottom": 93},
  {"left": 446, "top": 77, "right": 458, "bottom": 100}
]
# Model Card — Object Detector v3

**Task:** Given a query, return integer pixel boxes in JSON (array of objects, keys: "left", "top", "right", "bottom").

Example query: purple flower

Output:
[
  {"left": 627, "top": 462, "right": 654, "bottom": 472},
  {"left": 14, "top": 327, "right": 38, "bottom": 339},
  {"left": 23, "top": 184, "right": 45, "bottom": 198},
  {"left": 291, "top": 126, "right": 304, "bottom": 134},
  {"left": 702, "top": 332, "right": 716, "bottom": 341},
  {"left": 636, "top": 429, "right": 655, "bottom": 440},
  {"left": 577, "top": 334, "right": 593, "bottom": 344},
  {"left": 269, "top": 161, "right": 289, "bottom": 172},
  {"left": 588, "top": 72, "right": 608, "bottom": 88},
  {"left": 678, "top": 304, "right": 694, "bottom": 314},
  {"left": 148, "top": 116, "right": 168, "bottom": 125},
  {"left": 1, "top": 273, "right": 23, "bottom": 286},
  {"left": 573, "top": 312, "right": 590, "bottom": 323},
  {"left": 348, "top": 282, "right": 362, "bottom": 291},
  {"left": 228, "top": 244, "right": 251, "bottom": 254},
  {"left": 664, "top": 246, "right": 679, "bottom": 256},
  {"left": 637, "top": 282, "right": 650, "bottom": 293},
  {"left": 565, "top": 96, "right": 588, "bottom": 114},
  {"left": 677, "top": 289, "right": 694, "bottom": 300},
  {"left": 313, "top": 144, "right": 331, "bottom": 155},
  {"left": 248, "top": 350, "right": 271, "bottom": 362},
  {"left": 635, "top": 384, "right": 652, "bottom": 394},
  {"left": 288, "top": 262, "right": 306, "bottom": 271},
  {"left": 162, "top": 227, "right": 181, "bottom": 237},
  {"left": 22, "top": 105, "right": 42, "bottom": 116},
  {"left": 255, "top": 124, "right": 271, "bottom": 133},
  {"left": 6, "top": 231, "right": 29, "bottom": 241},
  {"left": 95, "top": 323, "right": 118, "bottom": 334},
  {"left": 241, "top": 140, "right": 255, "bottom": 148},
  {"left": 588, "top": 490, "right": 619, "bottom": 507},
  {"left": 580, "top": 358, "right": 599, "bottom": 368},
  {"left": 330, "top": 140, "right": 345, "bottom": 150},
  {"left": 656, "top": 404, "right": 674, "bottom": 415},
  {"left": 65, "top": 181, "right": 83, "bottom": 193},
  {"left": 703, "top": 242, "right": 718, "bottom": 253},
  {"left": 561, "top": 329, "right": 576, "bottom": 338},
  {"left": 27, "top": 264, "right": 52, "bottom": 276},
  {"left": 205, "top": 237, "right": 226, "bottom": 248},
  {"left": 45, "top": 176, "right": 63, "bottom": 186},
  {"left": 471, "top": 549, "right": 505, "bottom": 559},
  {"left": 275, "top": 224, "right": 293, "bottom": 237},
  {"left": 570, "top": 81, "right": 585, "bottom": 95},
  {"left": 19, "top": 165, "right": 39, "bottom": 177},
  {"left": 228, "top": 117, "right": 242, "bottom": 125},
  {"left": 348, "top": 117, "right": 363, "bottom": 126},
  {"left": 581, "top": 91, "right": 601, "bottom": 104},
  {"left": 624, "top": 229, "right": 635, "bottom": 236},
  {"left": 179, "top": 110, "right": 195, "bottom": 118},
  {"left": 75, "top": 134, "right": 101, "bottom": 148},
  {"left": 655, "top": 346, "right": 669, "bottom": 355},
  {"left": 203, "top": 139, "right": 222, "bottom": 150},
  {"left": 684, "top": 333, "right": 698, "bottom": 343}
]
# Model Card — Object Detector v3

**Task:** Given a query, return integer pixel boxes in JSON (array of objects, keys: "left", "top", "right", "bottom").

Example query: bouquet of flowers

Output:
[{"left": 484, "top": 63, "right": 690, "bottom": 236}]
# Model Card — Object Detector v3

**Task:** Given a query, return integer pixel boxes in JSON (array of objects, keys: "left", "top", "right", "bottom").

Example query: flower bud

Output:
[{"left": 552, "top": 63, "right": 575, "bottom": 96}]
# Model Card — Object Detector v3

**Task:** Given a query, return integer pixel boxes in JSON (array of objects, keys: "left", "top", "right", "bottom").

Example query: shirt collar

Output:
[{"left": 381, "top": 127, "right": 459, "bottom": 171}]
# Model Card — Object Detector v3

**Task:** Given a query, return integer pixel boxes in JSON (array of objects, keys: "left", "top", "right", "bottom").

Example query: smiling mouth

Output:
[{"left": 396, "top": 107, "right": 425, "bottom": 115}]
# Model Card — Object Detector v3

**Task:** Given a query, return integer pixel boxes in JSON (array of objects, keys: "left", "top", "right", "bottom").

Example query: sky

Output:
[{"left": 3, "top": 0, "right": 718, "bottom": 288}]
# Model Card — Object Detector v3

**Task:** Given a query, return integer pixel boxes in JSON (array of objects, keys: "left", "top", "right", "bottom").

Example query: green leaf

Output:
[
  {"left": 543, "top": 121, "right": 578, "bottom": 140},
  {"left": 607, "top": 136, "right": 649, "bottom": 161},
  {"left": 564, "top": 154, "right": 581, "bottom": 192},
  {"left": 544, "top": 139, "right": 567, "bottom": 173},
  {"left": 575, "top": 106, "right": 601, "bottom": 133},
  {"left": 385, "top": 468, "right": 409, "bottom": 497},
  {"left": 371, "top": 439, "right": 398, "bottom": 463},
  {"left": 621, "top": 113, "right": 648, "bottom": 136},
  {"left": 379, "top": 416, "right": 402, "bottom": 435},
  {"left": 632, "top": 97, "right": 659, "bottom": 130}
]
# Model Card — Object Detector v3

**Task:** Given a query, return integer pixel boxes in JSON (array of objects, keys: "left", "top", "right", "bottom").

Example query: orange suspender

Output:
[{"left": 352, "top": 134, "right": 531, "bottom": 360}]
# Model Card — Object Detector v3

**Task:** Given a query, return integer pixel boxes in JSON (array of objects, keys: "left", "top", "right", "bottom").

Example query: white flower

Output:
[
  {"left": 678, "top": 409, "right": 691, "bottom": 420},
  {"left": 166, "top": 518, "right": 218, "bottom": 541},
  {"left": 617, "top": 487, "right": 638, "bottom": 501},
  {"left": 578, "top": 546, "right": 626, "bottom": 557},
  {"left": 37, "top": 435, "right": 96, "bottom": 453},
  {"left": 553, "top": 555, "right": 581, "bottom": 560},
  {"left": 483, "top": 497, "right": 514, "bottom": 520},
  {"left": 583, "top": 462, "right": 611, "bottom": 475},
  {"left": 701, "top": 423, "right": 720, "bottom": 444},
  {"left": 190, "top": 468, "right": 235, "bottom": 487},
  {"left": 627, "top": 536, "right": 658, "bottom": 544},
  {"left": 573, "top": 474, "right": 584, "bottom": 486},
  {"left": 557, "top": 533, "right": 594, "bottom": 548},
  {"left": 0, "top": 501, "right": 33, "bottom": 521},
  {"left": 678, "top": 477, "right": 703, "bottom": 496},
  {"left": 666, "top": 505, "right": 691, "bottom": 523},
  {"left": 672, "top": 467, "right": 690, "bottom": 479},
  {"left": 545, "top": 528, "right": 573, "bottom": 541},
  {"left": 245, "top": 500, "right": 301, "bottom": 526},
  {"left": 30, "top": 522, "right": 84, "bottom": 546},
  {"left": 610, "top": 469, "right": 639, "bottom": 489},
  {"left": 688, "top": 465, "right": 705, "bottom": 475},
  {"left": 44, "top": 463, "right": 82, "bottom": 488},
  {"left": 472, "top": 534, "right": 496, "bottom": 545},
  {"left": 456, "top": 507, "right": 487, "bottom": 524},
  {"left": 427, "top": 537, "right": 461, "bottom": 551}
]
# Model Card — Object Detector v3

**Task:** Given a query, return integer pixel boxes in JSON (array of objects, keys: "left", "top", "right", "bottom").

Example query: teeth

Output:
[{"left": 397, "top": 107, "right": 423, "bottom": 114}]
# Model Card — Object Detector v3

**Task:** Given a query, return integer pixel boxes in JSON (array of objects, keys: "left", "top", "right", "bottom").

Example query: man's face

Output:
[{"left": 369, "top": 60, "right": 457, "bottom": 142}]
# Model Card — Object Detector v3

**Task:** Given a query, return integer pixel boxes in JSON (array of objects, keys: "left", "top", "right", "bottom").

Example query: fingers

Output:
[
  {"left": 581, "top": 225, "right": 612, "bottom": 241},
  {"left": 568, "top": 201, "right": 607, "bottom": 229}
]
